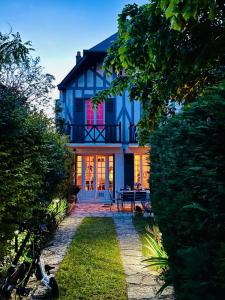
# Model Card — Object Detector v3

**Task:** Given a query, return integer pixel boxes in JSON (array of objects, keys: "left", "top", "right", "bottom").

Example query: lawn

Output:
[{"left": 56, "top": 217, "right": 127, "bottom": 300}]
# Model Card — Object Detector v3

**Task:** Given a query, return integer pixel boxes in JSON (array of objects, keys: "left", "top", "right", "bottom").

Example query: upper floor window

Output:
[{"left": 86, "top": 99, "right": 104, "bottom": 128}]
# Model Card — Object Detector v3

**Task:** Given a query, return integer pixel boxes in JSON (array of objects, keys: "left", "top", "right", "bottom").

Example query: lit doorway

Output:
[{"left": 75, "top": 155, "right": 114, "bottom": 201}]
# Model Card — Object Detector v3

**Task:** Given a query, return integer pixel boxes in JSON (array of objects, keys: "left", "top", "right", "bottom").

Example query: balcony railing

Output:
[
  {"left": 129, "top": 123, "right": 138, "bottom": 143},
  {"left": 67, "top": 123, "right": 122, "bottom": 143}
]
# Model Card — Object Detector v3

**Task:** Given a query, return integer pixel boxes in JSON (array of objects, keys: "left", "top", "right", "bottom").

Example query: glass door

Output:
[
  {"left": 134, "top": 154, "right": 150, "bottom": 190},
  {"left": 76, "top": 155, "right": 114, "bottom": 201},
  {"left": 85, "top": 100, "right": 104, "bottom": 142}
]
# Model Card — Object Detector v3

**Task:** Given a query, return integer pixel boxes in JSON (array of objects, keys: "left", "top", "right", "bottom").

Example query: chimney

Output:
[{"left": 76, "top": 51, "right": 81, "bottom": 64}]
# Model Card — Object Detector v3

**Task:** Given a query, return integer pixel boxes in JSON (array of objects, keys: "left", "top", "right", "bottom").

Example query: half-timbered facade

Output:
[{"left": 58, "top": 33, "right": 150, "bottom": 202}]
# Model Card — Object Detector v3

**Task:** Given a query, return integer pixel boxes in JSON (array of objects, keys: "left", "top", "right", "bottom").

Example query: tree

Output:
[
  {"left": 93, "top": 1, "right": 225, "bottom": 142},
  {"left": 0, "top": 32, "right": 54, "bottom": 111},
  {"left": 0, "top": 31, "right": 31, "bottom": 67},
  {"left": 0, "top": 57, "right": 55, "bottom": 110},
  {"left": 0, "top": 31, "right": 70, "bottom": 265},
  {"left": 160, "top": 0, "right": 224, "bottom": 31}
]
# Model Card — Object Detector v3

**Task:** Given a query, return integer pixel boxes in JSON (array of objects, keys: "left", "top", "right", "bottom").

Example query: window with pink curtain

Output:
[
  {"left": 86, "top": 100, "right": 104, "bottom": 128},
  {"left": 96, "top": 102, "right": 104, "bottom": 128},
  {"left": 86, "top": 100, "right": 94, "bottom": 128}
]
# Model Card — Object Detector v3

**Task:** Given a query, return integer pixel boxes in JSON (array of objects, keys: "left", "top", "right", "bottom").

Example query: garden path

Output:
[{"left": 38, "top": 203, "right": 173, "bottom": 300}]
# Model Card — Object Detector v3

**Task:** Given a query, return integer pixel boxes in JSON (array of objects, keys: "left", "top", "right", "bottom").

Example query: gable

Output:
[{"left": 58, "top": 33, "right": 117, "bottom": 90}]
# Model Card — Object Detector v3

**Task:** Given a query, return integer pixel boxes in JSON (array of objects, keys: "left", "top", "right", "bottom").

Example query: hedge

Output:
[
  {"left": 150, "top": 88, "right": 225, "bottom": 300},
  {"left": 0, "top": 89, "right": 72, "bottom": 264}
]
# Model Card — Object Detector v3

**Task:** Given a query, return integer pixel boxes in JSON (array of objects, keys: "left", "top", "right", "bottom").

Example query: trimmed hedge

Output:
[
  {"left": 150, "top": 90, "right": 225, "bottom": 300},
  {"left": 0, "top": 89, "right": 72, "bottom": 264}
]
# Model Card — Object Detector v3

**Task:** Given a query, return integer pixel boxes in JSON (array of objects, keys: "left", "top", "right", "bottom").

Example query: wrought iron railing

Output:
[
  {"left": 67, "top": 123, "right": 122, "bottom": 143},
  {"left": 129, "top": 123, "right": 138, "bottom": 143}
]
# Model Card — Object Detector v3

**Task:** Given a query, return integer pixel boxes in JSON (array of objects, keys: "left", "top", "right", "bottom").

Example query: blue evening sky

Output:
[{"left": 0, "top": 0, "right": 147, "bottom": 101}]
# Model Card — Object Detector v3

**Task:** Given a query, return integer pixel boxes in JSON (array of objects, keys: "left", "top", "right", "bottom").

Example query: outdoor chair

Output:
[
  {"left": 120, "top": 191, "right": 136, "bottom": 212},
  {"left": 135, "top": 191, "right": 147, "bottom": 204}
]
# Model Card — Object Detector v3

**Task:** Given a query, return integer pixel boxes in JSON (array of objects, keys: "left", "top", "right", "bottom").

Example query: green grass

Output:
[{"left": 56, "top": 217, "right": 128, "bottom": 300}]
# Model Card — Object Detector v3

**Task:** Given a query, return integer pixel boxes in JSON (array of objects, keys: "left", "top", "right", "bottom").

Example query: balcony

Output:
[
  {"left": 67, "top": 123, "right": 122, "bottom": 143},
  {"left": 129, "top": 123, "right": 138, "bottom": 143}
]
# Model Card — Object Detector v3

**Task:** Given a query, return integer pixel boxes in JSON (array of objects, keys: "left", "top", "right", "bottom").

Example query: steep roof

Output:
[
  {"left": 88, "top": 33, "right": 117, "bottom": 52},
  {"left": 58, "top": 33, "right": 117, "bottom": 90}
]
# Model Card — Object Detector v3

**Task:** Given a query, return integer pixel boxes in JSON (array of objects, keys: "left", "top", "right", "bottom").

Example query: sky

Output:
[{"left": 0, "top": 0, "right": 147, "bottom": 105}]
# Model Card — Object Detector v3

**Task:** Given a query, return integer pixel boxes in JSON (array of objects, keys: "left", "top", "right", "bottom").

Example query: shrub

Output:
[
  {"left": 150, "top": 84, "right": 225, "bottom": 300},
  {"left": 0, "top": 89, "right": 71, "bottom": 264}
]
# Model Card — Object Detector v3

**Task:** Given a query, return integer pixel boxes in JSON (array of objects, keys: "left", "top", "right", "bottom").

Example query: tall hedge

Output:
[
  {"left": 0, "top": 89, "right": 71, "bottom": 261},
  {"left": 150, "top": 89, "right": 225, "bottom": 300}
]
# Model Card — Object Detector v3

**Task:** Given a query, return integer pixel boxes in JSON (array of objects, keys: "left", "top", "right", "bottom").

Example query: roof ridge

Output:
[{"left": 88, "top": 32, "right": 117, "bottom": 52}]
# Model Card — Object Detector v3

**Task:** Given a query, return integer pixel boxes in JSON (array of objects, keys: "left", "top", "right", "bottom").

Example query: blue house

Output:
[{"left": 58, "top": 33, "right": 150, "bottom": 202}]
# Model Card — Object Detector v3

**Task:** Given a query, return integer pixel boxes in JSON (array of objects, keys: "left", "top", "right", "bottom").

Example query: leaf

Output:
[
  {"left": 182, "top": 202, "right": 209, "bottom": 214},
  {"left": 170, "top": 16, "right": 182, "bottom": 31},
  {"left": 160, "top": 0, "right": 169, "bottom": 10},
  {"left": 165, "top": 0, "right": 179, "bottom": 19}
]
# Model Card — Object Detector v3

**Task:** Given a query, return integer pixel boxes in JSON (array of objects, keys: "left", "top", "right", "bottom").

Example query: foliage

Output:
[
  {"left": 132, "top": 214, "right": 155, "bottom": 256},
  {"left": 92, "top": 1, "right": 225, "bottom": 142},
  {"left": 150, "top": 82, "right": 225, "bottom": 300},
  {"left": 0, "top": 88, "right": 70, "bottom": 260},
  {"left": 143, "top": 225, "right": 168, "bottom": 269},
  {"left": 56, "top": 217, "right": 128, "bottom": 300},
  {"left": 55, "top": 98, "right": 66, "bottom": 135},
  {"left": 160, "top": 0, "right": 224, "bottom": 31},
  {"left": 133, "top": 215, "right": 170, "bottom": 294},
  {"left": 0, "top": 56, "right": 55, "bottom": 110},
  {"left": 47, "top": 199, "right": 68, "bottom": 231},
  {"left": 0, "top": 31, "right": 71, "bottom": 267},
  {"left": 0, "top": 31, "right": 32, "bottom": 67}
]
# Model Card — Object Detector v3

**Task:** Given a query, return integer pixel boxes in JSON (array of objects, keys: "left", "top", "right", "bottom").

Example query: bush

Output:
[
  {"left": 0, "top": 89, "right": 72, "bottom": 263},
  {"left": 150, "top": 85, "right": 225, "bottom": 300}
]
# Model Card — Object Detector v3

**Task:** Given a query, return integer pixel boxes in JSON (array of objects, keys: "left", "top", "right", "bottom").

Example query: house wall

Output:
[
  {"left": 59, "top": 58, "right": 149, "bottom": 201},
  {"left": 60, "top": 62, "right": 141, "bottom": 143}
]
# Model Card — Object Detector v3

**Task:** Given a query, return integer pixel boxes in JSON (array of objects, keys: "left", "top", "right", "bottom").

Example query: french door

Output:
[
  {"left": 76, "top": 155, "right": 114, "bottom": 201},
  {"left": 85, "top": 100, "right": 105, "bottom": 142}
]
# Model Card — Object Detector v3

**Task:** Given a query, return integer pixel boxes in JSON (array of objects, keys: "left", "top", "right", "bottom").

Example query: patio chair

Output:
[
  {"left": 121, "top": 191, "right": 135, "bottom": 212},
  {"left": 135, "top": 191, "right": 147, "bottom": 204}
]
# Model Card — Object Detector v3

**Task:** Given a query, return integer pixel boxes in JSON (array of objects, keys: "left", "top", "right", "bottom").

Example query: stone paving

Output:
[
  {"left": 33, "top": 202, "right": 173, "bottom": 299},
  {"left": 113, "top": 215, "right": 173, "bottom": 300},
  {"left": 71, "top": 203, "right": 174, "bottom": 300},
  {"left": 41, "top": 215, "right": 84, "bottom": 275}
]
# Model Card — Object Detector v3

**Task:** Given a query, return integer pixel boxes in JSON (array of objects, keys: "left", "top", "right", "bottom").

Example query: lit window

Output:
[
  {"left": 97, "top": 156, "right": 106, "bottom": 190},
  {"left": 85, "top": 156, "right": 94, "bottom": 190},
  {"left": 109, "top": 155, "right": 114, "bottom": 191},
  {"left": 86, "top": 100, "right": 104, "bottom": 129},
  {"left": 76, "top": 155, "right": 82, "bottom": 189},
  {"left": 134, "top": 154, "right": 150, "bottom": 189}
]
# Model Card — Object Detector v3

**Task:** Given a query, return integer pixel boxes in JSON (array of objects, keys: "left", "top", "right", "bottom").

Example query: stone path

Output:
[
  {"left": 41, "top": 215, "right": 84, "bottom": 275},
  {"left": 113, "top": 215, "right": 173, "bottom": 300},
  {"left": 71, "top": 203, "right": 173, "bottom": 300},
  {"left": 33, "top": 202, "right": 173, "bottom": 299}
]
